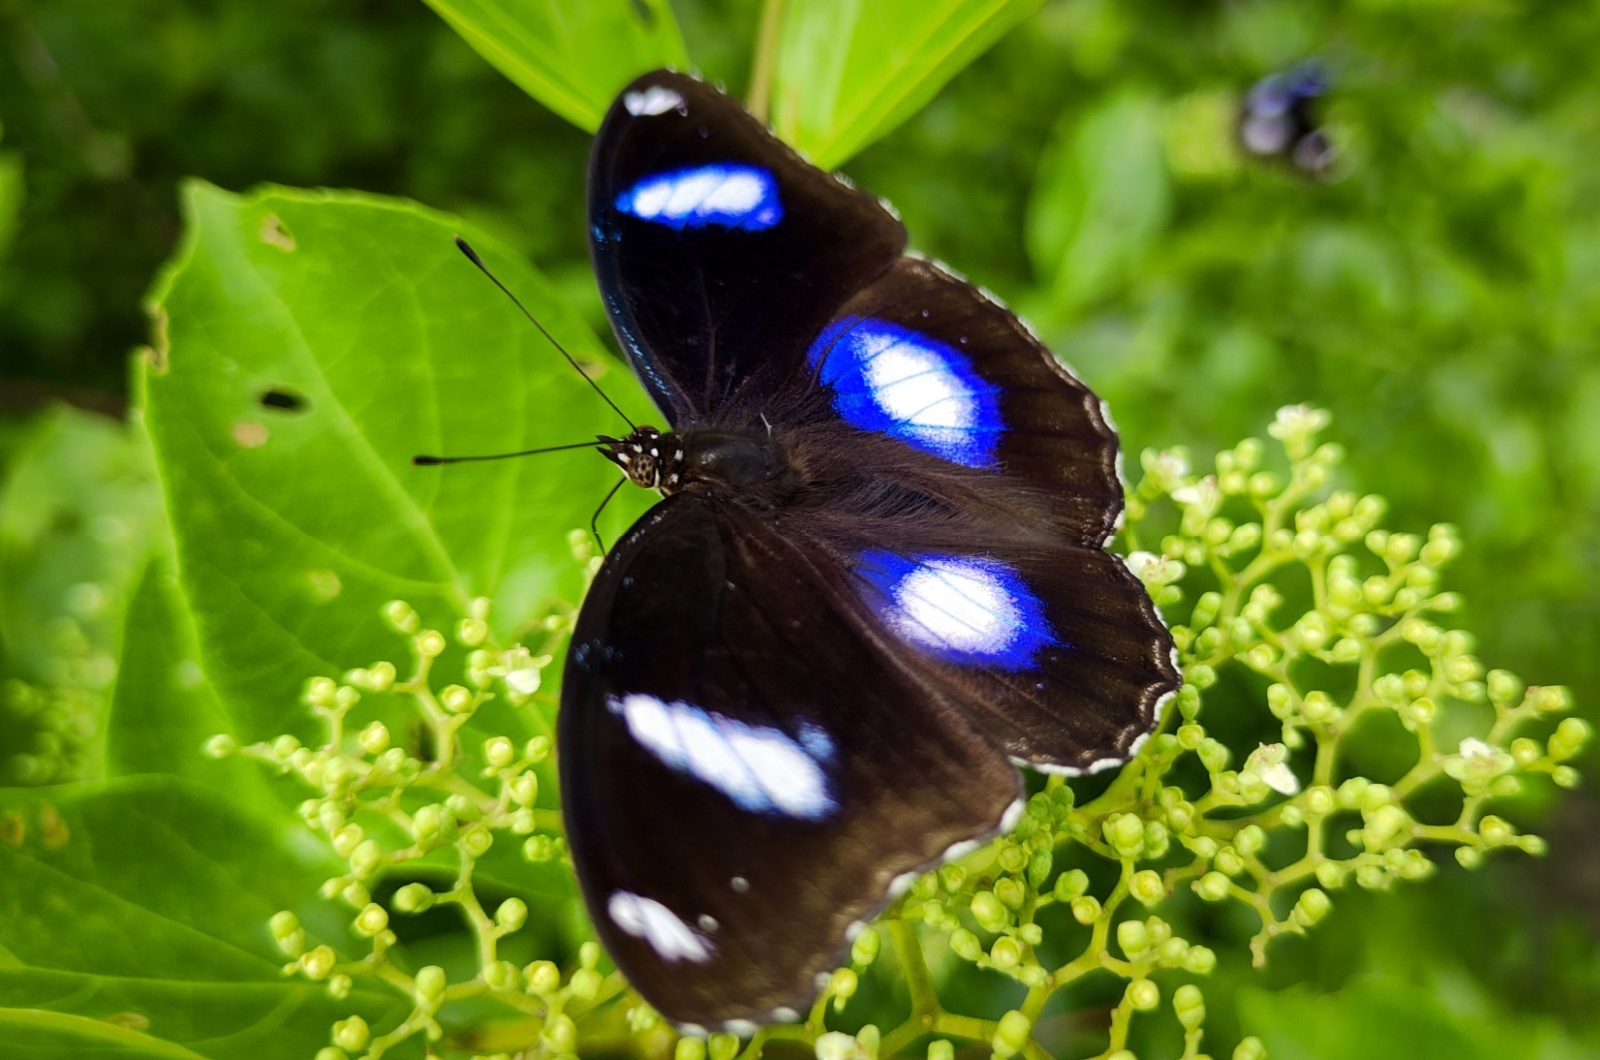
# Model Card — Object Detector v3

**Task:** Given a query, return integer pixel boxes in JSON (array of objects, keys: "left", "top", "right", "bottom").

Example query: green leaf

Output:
[
  {"left": 0, "top": 408, "right": 165, "bottom": 785},
  {"left": 141, "top": 181, "right": 652, "bottom": 742},
  {"left": 770, "top": 0, "right": 1045, "bottom": 169},
  {"left": 420, "top": 0, "right": 688, "bottom": 131},
  {"left": 0, "top": 777, "right": 407, "bottom": 1060},
  {"left": 1025, "top": 91, "right": 1172, "bottom": 321},
  {"left": 1237, "top": 976, "right": 1600, "bottom": 1060},
  {"left": 102, "top": 554, "right": 279, "bottom": 812}
]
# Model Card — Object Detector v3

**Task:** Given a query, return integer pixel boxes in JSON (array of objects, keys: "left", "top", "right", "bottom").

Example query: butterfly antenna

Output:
[
  {"left": 454, "top": 236, "right": 636, "bottom": 430},
  {"left": 412, "top": 439, "right": 602, "bottom": 466}
]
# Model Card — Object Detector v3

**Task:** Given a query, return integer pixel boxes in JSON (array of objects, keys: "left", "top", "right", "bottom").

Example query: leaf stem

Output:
[{"left": 748, "top": 0, "right": 786, "bottom": 123}]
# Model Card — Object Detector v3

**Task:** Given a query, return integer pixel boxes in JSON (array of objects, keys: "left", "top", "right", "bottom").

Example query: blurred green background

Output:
[{"left": 2, "top": 0, "right": 1597, "bottom": 1056}]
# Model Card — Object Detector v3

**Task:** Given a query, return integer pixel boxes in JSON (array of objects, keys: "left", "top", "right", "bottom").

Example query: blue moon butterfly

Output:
[{"left": 559, "top": 70, "right": 1180, "bottom": 1033}]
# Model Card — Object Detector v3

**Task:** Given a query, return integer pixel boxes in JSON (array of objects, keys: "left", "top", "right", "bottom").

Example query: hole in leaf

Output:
[{"left": 259, "top": 388, "right": 309, "bottom": 412}]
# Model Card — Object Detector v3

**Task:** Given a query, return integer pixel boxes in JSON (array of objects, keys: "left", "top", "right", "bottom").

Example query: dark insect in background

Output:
[{"left": 1239, "top": 60, "right": 1336, "bottom": 177}]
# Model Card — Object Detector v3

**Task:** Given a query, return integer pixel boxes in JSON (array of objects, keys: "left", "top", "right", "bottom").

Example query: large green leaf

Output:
[
  {"left": 770, "top": 0, "right": 1045, "bottom": 169},
  {"left": 1024, "top": 91, "right": 1172, "bottom": 323},
  {"left": 102, "top": 554, "right": 278, "bottom": 812},
  {"left": 0, "top": 408, "right": 165, "bottom": 785},
  {"left": 420, "top": 0, "right": 688, "bottom": 131},
  {"left": 142, "top": 181, "right": 652, "bottom": 743},
  {"left": 1237, "top": 977, "right": 1599, "bottom": 1060},
  {"left": 0, "top": 777, "right": 408, "bottom": 1060}
]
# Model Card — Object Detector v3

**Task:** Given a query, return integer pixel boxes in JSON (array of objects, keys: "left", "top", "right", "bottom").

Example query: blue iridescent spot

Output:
[
  {"left": 807, "top": 317, "right": 1003, "bottom": 468},
  {"left": 614, "top": 164, "right": 783, "bottom": 230},
  {"left": 607, "top": 693, "right": 836, "bottom": 819},
  {"left": 854, "top": 551, "right": 1057, "bottom": 670}
]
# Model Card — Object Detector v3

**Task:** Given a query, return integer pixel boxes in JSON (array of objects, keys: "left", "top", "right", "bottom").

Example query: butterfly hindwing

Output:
[
  {"left": 589, "top": 70, "right": 906, "bottom": 425},
  {"left": 560, "top": 493, "right": 1021, "bottom": 1028}
]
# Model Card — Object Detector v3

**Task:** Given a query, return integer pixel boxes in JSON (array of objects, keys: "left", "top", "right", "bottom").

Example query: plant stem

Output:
[{"left": 748, "top": 0, "right": 786, "bottom": 123}]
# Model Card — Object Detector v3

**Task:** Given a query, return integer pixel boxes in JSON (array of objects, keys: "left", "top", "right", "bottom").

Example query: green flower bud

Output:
[
  {"left": 1177, "top": 723, "right": 1205, "bottom": 749},
  {"left": 204, "top": 733, "right": 237, "bottom": 759},
  {"left": 579, "top": 941, "right": 601, "bottom": 969},
  {"left": 993, "top": 1010, "right": 1031, "bottom": 1058},
  {"left": 393, "top": 882, "right": 433, "bottom": 913},
  {"left": 300, "top": 945, "right": 337, "bottom": 981},
  {"left": 542, "top": 1013, "right": 576, "bottom": 1053},
  {"left": 326, "top": 973, "right": 351, "bottom": 999},
  {"left": 1026, "top": 848, "right": 1053, "bottom": 889},
  {"left": 1173, "top": 983, "right": 1205, "bottom": 1030},
  {"left": 1550, "top": 718, "right": 1591, "bottom": 761},
  {"left": 483, "top": 959, "right": 519, "bottom": 991},
  {"left": 1070, "top": 896, "right": 1101, "bottom": 924},
  {"left": 1479, "top": 814, "right": 1513, "bottom": 846},
  {"left": 950, "top": 928, "right": 983, "bottom": 962},
  {"left": 996, "top": 843, "right": 1027, "bottom": 874},
  {"left": 708, "top": 1033, "right": 741, "bottom": 1060},
  {"left": 1117, "top": 919, "right": 1150, "bottom": 958},
  {"left": 354, "top": 903, "right": 388, "bottom": 937},
  {"left": 1215, "top": 847, "right": 1244, "bottom": 877},
  {"left": 1157, "top": 937, "right": 1190, "bottom": 966},
  {"left": 415, "top": 964, "right": 447, "bottom": 1003},
  {"left": 927, "top": 1041, "right": 955, "bottom": 1060},
  {"left": 349, "top": 839, "right": 382, "bottom": 877},
  {"left": 1234, "top": 1036, "right": 1266, "bottom": 1060},
  {"left": 971, "top": 891, "right": 1009, "bottom": 931},
  {"left": 1183, "top": 945, "right": 1217, "bottom": 975},
  {"left": 456, "top": 617, "right": 489, "bottom": 647},
  {"left": 1126, "top": 979, "right": 1160, "bottom": 1011},
  {"left": 1554, "top": 766, "right": 1581, "bottom": 789},
  {"left": 1053, "top": 868, "right": 1089, "bottom": 901},
  {"left": 1104, "top": 813, "right": 1146, "bottom": 859},
  {"left": 676, "top": 1037, "right": 708, "bottom": 1060},
  {"left": 1195, "top": 872, "right": 1231, "bottom": 902},
  {"left": 989, "top": 937, "right": 1022, "bottom": 970},
  {"left": 495, "top": 897, "right": 528, "bottom": 932},
  {"left": 852, "top": 925, "right": 881, "bottom": 966},
  {"left": 994, "top": 877, "right": 1026, "bottom": 910},
  {"left": 416, "top": 629, "right": 447, "bottom": 658},
  {"left": 441, "top": 684, "right": 473, "bottom": 713},
  {"left": 460, "top": 827, "right": 493, "bottom": 858},
  {"left": 482, "top": 736, "right": 515, "bottom": 770},
  {"left": 524, "top": 834, "right": 557, "bottom": 861},
  {"left": 1198, "top": 739, "right": 1230, "bottom": 773},
  {"left": 569, "top": 966, "right": 603, "bottom": 1000},
  {"left": 315, "top": 1048, "right": 347, "bottom": 1060},
  {"left": 330, "top": 823, "right": 363, "bottom": 859},
  {"left": 510, "top": 807, "right": 537, "bottom": 834},
  {"left": 1295, "top": 888, "right": 1331, "bottom": 925},
  {"left": 1129, "top": 869, "right": 1165, "bottom": 906},
  {"left": 332, "top": 1015, "right": 370, "bottom": 1051},
  {"left": 524, "top": 960, "right": 560, "bottom": 996}
]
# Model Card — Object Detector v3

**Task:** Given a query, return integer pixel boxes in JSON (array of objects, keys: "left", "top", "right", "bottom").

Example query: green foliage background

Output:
[{"left": 1, "top": 0, "right": 1598, "bottom": 1057}]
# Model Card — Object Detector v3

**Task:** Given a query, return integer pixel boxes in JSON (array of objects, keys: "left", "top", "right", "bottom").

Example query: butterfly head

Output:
[{"left": 601, "top": 427, "right": 686, "bottom": 492}]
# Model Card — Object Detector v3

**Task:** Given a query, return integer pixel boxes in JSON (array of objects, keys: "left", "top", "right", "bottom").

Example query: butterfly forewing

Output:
[
  {"left": 560, "top": 493, "right": 1021, "bottom": 1028},
  {"left": 589, "top": 71, "right": 906, "bottom": 425}
]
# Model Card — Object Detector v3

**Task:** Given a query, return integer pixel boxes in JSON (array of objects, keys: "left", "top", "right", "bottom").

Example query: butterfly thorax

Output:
[{"left": 601, "top": 425, "right": 786, "bottom": 498}]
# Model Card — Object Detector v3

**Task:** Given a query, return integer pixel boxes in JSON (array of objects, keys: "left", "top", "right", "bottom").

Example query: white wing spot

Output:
[
  {"left": 624, "top": 86, "right": 685, "bottom": 116},
  {"left": 607, "top": 891, "right": 713, "bottom": 963}
]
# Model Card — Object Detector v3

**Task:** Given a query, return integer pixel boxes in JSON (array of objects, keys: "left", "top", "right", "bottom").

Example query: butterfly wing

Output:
[
  {"left": 559, "top": 492, "right": 1020, "bottom": 1029},
  {"left": 772, "top": 259, "right": 1179, "bottom": 771},
  {"left": 588, "top": 70, "right": 905, "bottom": 425}
]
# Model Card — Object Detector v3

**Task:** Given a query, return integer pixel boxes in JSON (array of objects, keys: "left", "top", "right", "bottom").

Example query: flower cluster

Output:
[{"left": 220, "top": 409, "right": 1585, "bottom": 1060}]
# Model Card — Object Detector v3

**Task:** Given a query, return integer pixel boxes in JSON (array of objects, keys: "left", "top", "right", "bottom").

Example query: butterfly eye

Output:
[
  {"left": 615, "top": 164, "right": 783, "bottom": 231},
  {"left": 809, "top": 317, "right": 1003, "bottom": 468},
  {"left": 854, "top": 552, "right": 1057, "bottom": 671}
]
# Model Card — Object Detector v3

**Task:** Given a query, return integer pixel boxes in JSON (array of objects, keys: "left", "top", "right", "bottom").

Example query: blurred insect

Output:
[{"left": 1239, "top": 60, "right": 1336, "bottom": 177}]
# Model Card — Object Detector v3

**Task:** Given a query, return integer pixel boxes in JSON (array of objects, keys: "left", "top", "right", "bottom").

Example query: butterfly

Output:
[
  {"left": 559, "top": 69, "right": 1180, "bottom": 1034},
  {"left": 1239, "top": 60, "right": 1335, "bottom": 177}
]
